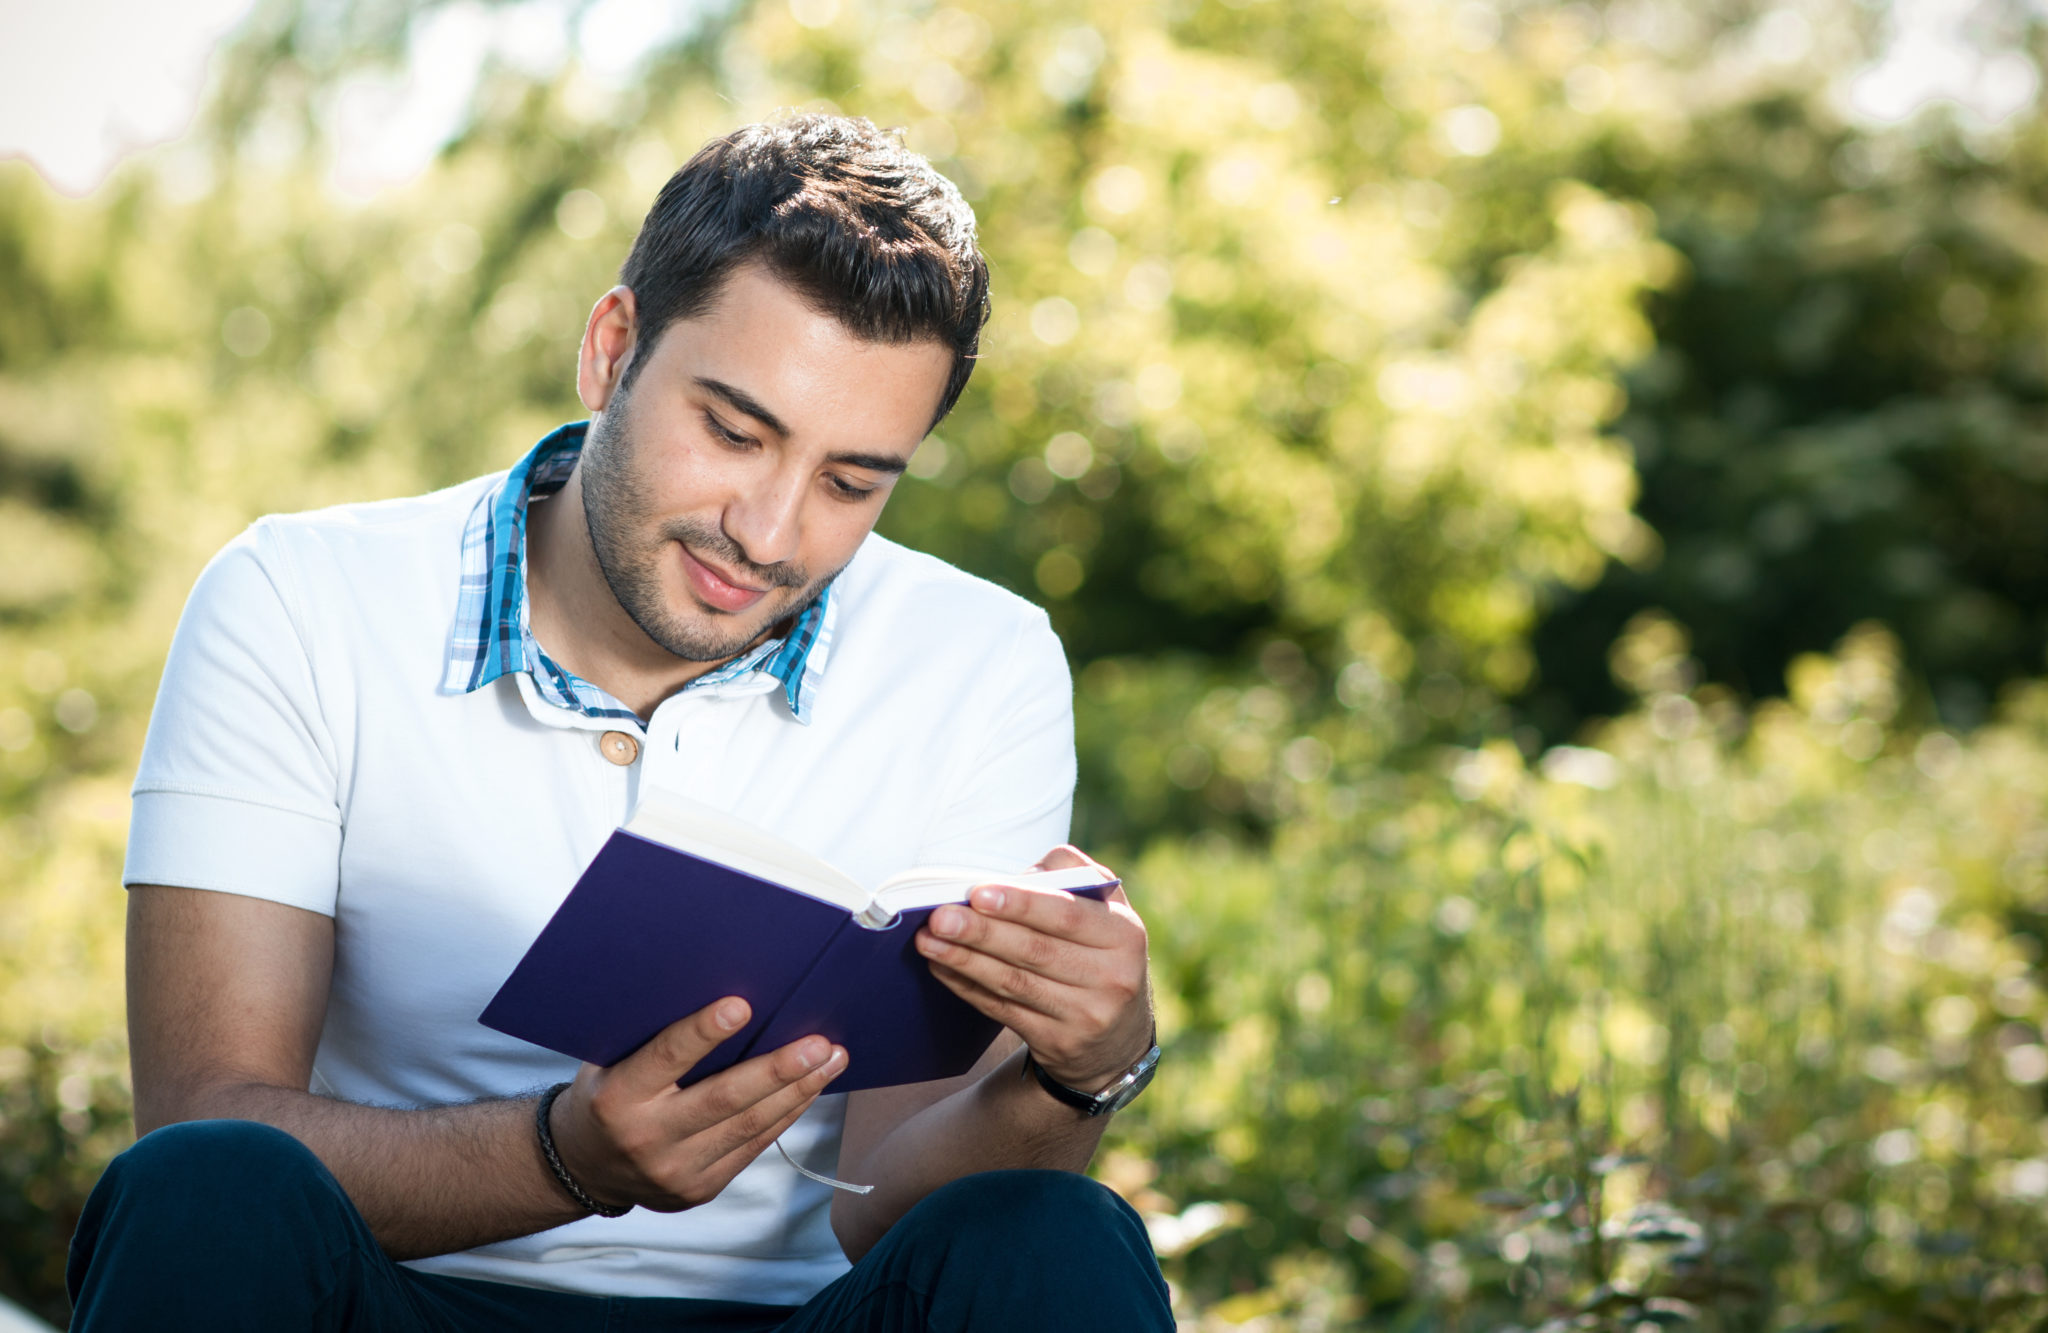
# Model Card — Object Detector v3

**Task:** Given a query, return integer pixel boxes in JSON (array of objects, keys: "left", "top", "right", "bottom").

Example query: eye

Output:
[
  {"left": 825, "top": 474, "right": 880, "bottom": 502},
  {"left": 703, "top": 411, "right": 755, "bottom": 450}
]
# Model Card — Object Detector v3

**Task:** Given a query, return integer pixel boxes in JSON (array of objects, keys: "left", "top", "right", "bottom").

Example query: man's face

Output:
[{"left": 576, "top": 263, "right": 952, "bottom": 664}]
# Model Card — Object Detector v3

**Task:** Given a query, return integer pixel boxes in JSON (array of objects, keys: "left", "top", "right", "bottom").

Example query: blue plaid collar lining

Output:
[{"left": 439, "top": 422, "right": 836, "bottom": 728}]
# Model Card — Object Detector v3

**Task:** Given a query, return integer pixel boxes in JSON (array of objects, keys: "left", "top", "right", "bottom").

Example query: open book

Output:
[{"left": 480, "top": 787, "right": 1117, "bottom": 1094}]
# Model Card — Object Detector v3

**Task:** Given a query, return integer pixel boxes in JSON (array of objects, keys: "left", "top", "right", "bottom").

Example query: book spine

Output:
[{"left": 854, "top": 903, "right": 900, "bottom": 930}]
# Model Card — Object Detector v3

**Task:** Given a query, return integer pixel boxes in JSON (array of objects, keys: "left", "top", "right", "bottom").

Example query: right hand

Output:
[{"left": 548, "top": 997, "right": 847, "bottom": 1213}]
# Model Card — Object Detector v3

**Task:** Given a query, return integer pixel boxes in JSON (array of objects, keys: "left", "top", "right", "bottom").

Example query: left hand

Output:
[{"left": 914, "top": 845, "right": 1153, "bottom": 1092}]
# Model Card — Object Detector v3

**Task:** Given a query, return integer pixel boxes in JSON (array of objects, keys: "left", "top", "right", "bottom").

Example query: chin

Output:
[{"left": 657, "top": 598, "right": 790, "bottom": 663}]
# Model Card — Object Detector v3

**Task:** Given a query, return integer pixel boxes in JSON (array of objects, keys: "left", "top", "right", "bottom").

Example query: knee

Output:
[
  {"left": 914, "top": 1169, "right": 1148, "bottom": 1253},
  {"left": 886, "top": 1172, "right": 1170, "bottom": 1327},
  {"left": 119, "top": 1119, "right": 319, "bottom": 1174},
  {"left": 112, "top": 1119, "right": 320, "bottom": 1186},
  {"left": 94, "top": 1120, "right": 337, "bottom": 1228},
  {"left": 70, "top": 1122, "right": 357, "bottom": 1323}
]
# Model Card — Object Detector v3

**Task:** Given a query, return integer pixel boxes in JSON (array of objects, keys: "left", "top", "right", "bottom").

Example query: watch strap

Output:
[{"left": 1021, "top": 1042, "right": 1160, "bottom": 1116}]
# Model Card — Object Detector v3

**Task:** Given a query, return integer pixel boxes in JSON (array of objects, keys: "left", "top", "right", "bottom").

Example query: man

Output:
[{"left": 68, "top": 115, "right": 1172, "bottom": 1331}]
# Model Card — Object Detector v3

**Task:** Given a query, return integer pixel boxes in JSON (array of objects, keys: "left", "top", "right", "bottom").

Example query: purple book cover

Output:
[
  {"left": 479, "top": 829, "right": 1113, "bottom": 1093},
  {"left": 748, "top": 905, "right": 1004, "bottom": 1092}
]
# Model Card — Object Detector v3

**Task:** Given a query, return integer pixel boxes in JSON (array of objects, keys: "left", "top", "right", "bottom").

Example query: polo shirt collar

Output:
[{"left": 439, "top": 422, "right": 835, "bottom": 726}]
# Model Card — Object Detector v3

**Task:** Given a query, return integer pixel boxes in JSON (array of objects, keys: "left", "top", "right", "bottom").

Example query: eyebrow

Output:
[
  {"left": 827, "top": 450, "right": 910, "bottom": 476},
  {"left": 696, "top": 376, "right": 791, "bottom": 438},
  {"left": 694, "top": 376, "right": 911, "bottom": 476}
]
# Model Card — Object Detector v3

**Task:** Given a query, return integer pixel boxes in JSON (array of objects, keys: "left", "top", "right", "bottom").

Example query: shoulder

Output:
[
  {"left": 239, "top": 473, "right": 498, "bottom": 582},
  {"left": 835, "top": 532, "right": 1056, "bottom": 630},
  {"left": 822, "top": 533, "right": 1069, "bottom": 717},
  {"left": 177, "top": 473, "right": 499, "bottom": 665},
  {"left": 832, "top": 532, "right": 1052, "bottom": 643},
  {"left": 221, "top": 475, "right": 493, "bottom": 614}
]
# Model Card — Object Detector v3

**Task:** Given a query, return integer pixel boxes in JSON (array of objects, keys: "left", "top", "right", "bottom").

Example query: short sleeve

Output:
[
  {"left": 914, "top": 609, "right": 1077, "bottom": 870},
  {"left": 124, "top": 523, "right": 343, "bottom": 915}
]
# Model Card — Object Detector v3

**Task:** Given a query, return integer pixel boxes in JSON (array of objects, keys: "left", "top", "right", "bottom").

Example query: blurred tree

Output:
[
  {"left": 1531, "top": 91, "right": 2048, "bottom": 741},
  {"left": 1514, "top": 9, "right": 2048, "bottom": 735}
]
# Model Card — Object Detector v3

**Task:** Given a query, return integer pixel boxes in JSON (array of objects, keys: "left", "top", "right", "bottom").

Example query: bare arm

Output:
[
  {"left": 829, "top": 1032, "right": 1111, "bottom": 1261},
  {"left": 128, "top": 884, "right": 849, "bottom": 1260},
  {"left": 829, "top": 848, "right": 1152, "bottom": 1261},
  {"left": 127, "top": 885, "right": 582, "bottom": 1257}
]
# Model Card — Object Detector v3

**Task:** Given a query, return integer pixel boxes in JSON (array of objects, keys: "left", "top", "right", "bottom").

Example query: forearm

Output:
[
  {"left": 128, "top": 887, "right": 596, "bottom": 1258},
  {"left": 148, "top": 1078, "right": 586, "bottom": 1260},
  {"left": 830, "top": 1043, "right": 1108, "bottom": 1261}
]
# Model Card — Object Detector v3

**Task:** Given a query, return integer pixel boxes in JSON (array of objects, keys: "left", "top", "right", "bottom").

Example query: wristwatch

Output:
[{"left": 1022, "top": 1040, "right": 1161, "bottom": 1116}]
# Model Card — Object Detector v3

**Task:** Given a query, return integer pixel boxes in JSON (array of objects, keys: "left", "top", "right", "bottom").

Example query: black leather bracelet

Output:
[{"left": 535, "top": 1082, "right": 632, "bottom": 1218}]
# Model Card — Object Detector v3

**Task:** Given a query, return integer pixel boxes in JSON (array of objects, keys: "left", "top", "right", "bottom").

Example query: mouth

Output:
[{"left": 677, "top": 543, "right": 771, "bottom": 614}]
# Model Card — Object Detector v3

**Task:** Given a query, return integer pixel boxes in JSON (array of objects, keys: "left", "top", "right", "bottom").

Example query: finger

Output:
[
  {"left": 922, "top": 951, "right": 1088, "bottom": 1028},
  {"left": 703, "top": 1074, "right": 846, "bottom": 1185},
  {"left": 608, "top": 996, "right": 752, "bottom": 1101},
  {"left": 931, "top": 958, "right": 1155, "bottom": 1091},
  {"left": 662, "top": 1034, "right": 840, "bottom": 1137},
  {"left": 924, "top": 920, "right": 1147, "bottom": 1025},
  {"left": 926, "top": 959, "right": 1049, "bottom": 1034},
  {"left": 634, "top": 1054, "right": 844, "bottom": 1211},
  {"left": 960, "top": 884, "right": 1133, "bottom": 949},
  {"left": 922, "top": 908, "right": 1093, "bottom": 984},
  {"left": 677, "top": 1044, "right": 847, "bottom": 1168}
]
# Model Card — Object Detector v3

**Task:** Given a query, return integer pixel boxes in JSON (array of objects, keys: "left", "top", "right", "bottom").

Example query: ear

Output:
[{"left": 577, "top": 286, "right": 639, "bottom": 414}]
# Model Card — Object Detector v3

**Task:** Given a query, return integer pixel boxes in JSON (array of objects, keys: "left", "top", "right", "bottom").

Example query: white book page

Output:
[
  {"left": 623, "top": 787, "right": 1116, "bottom": 923},
  {"left": 870, "top": 864, "right": 1117, "bottom": 917},
  {"left": 624, "top": 786, "right": 868, "bottom": 912}
]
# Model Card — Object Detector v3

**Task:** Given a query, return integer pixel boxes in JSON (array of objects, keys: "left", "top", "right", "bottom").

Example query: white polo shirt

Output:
[{"left": 122, "top": 468, "right": 1076, "bottom": 1302}]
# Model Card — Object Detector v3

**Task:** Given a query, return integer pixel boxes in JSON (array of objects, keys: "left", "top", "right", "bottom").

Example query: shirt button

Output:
[{"left": 599, "top": 731, "right": 640, "bottom": 766}]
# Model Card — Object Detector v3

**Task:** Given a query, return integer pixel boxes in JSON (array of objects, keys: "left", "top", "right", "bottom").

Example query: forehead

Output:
[{"left": 640, "top": 264, "right": 952, "bottom": 447}]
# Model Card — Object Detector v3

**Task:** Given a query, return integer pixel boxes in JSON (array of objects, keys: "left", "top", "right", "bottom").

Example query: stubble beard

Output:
[{"left": 579, "top": 402, "right": 832, "bottom": 665}]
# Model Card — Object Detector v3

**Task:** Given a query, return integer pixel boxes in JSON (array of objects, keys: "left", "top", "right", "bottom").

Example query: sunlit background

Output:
[
  {"left": 5, "top": 0, "right": 2048, "bottom": 1327},
  {"left": 7, "top": 0, "right": 2042, "bottom": 197}
]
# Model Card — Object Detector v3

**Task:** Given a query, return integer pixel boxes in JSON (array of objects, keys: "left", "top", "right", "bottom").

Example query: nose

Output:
[{"left": 721, "top": 457, "right": 806, "bottom": 571}]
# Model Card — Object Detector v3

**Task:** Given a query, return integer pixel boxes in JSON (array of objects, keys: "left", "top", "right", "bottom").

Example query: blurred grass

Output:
[{"left": 1101, "top": 620, "right": 2048, "bottom": 1328}]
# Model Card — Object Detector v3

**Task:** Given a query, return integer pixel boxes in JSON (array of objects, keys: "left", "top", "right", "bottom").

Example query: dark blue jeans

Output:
[{"left": 68, "top": 1120, "right": 1172, "bottom": 1331}]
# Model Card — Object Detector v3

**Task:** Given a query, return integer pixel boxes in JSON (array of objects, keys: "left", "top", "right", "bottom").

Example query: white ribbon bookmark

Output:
[{"left": 776, "top": 1139, "right": 875, "bottom": 1195}]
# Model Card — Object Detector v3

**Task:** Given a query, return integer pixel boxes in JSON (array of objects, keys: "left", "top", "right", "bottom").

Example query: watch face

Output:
[{"left": 1101, "top": 1048, "right": 1160, "bottom": 1114}]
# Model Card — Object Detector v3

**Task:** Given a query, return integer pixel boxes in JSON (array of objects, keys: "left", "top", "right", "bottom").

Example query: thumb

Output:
[
  {"left": 1034, "top": 843, "right": 1106, "bottom": 874},
  {"left": 609, "top": 996, "right": 750, "bottom": 1100}
]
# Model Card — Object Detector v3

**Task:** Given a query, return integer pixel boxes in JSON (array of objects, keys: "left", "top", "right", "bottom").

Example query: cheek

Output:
[
  {"left": 799, "top": 497, "right": 887, "bottom": 575},
  {"left": 630, "top": 426, "right": 731, "bottom": 509}
]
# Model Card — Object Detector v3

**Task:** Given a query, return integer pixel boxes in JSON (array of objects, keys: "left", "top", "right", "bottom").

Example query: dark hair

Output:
[{"left": 617, "top": 115, "right": 989, "bottom": 428}]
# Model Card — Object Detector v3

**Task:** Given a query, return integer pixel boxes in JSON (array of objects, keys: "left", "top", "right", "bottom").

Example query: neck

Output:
[{"left": 524, "top": 462, "right": 719, "bottom": 720}]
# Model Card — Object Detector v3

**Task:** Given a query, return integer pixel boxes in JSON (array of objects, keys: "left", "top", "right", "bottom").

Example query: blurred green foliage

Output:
[
  {"left": 1124, "top": 621, "right": 2048, "bottom": 1327},
  {"left": 4, "top": 0, "right": 2048, "bottom": 1326},
  {"left": 1531, "top": 87, "right": 2048, "bottom": 737}
]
